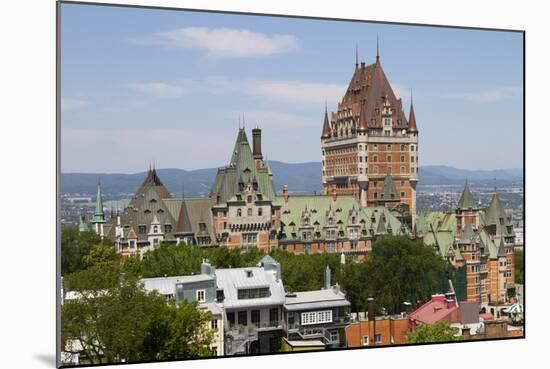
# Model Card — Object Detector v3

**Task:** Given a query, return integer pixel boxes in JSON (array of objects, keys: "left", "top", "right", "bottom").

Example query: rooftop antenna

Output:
[
  {"left": 238, "top": 113, "right": 241, "bottom": 129},
  {"left": 243, "top": 112, "right": 246, "bottom": 129},
  {"left": 376, "top": 34, "right": 380, "bottom": 61},
  {"left": 355, "top": 42, "right": 359, "bottom": 69}
]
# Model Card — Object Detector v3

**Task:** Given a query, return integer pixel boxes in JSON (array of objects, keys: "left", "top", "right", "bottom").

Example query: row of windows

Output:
[
  {"left": 301, "top": 310, "right": 333, "bottom": 325},
  {"left": 137, "top": 224, "right": 172, "bottom": 234},
  {"left": 237, "top": 287, "right": 271, "bottom": 300},
  {"left": 236, "top": 208, "right": 263, "bottom": 217}
]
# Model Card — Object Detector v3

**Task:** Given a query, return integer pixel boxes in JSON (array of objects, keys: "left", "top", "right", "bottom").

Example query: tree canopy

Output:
[
  {"left": 61, "top": 228, "right": 107, "bottom": 275},
  {"left": 514, "top": 249, "right": 524, "bottom": 285},
  {"left": 406, "top": 321, "right": 461, "bottom": 344},
  {"left": 342, "top": 236, "right": 447, "bottom": 314}
]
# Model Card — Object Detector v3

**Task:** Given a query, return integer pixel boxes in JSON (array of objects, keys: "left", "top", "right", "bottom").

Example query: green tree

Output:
[
  {"left": 342, "top": 236, "right": 447, "bottom": 314},
  {"left": 61, "top": 263, "right": 214, "bottom": 364},
  {"left": 61, "top": 228, "right": 105, "bottom": 275},
  {"left": 406, "top": 321, "right": 461, "bottom": 343},
  {"left": 514, "top": 249, "right": 524, "bottom": 284},
  {"left": 82, "top": 243, "right": 119, "bottom": 268}
]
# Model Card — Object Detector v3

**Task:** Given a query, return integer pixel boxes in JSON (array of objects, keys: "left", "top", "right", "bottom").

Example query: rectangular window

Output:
[
  {"left": 227, "top": 312, "right": 235, "bottom": 327},
  {"left": 164, "top": 224, "right": 172, "bottom": 233},
  {"left": 411, "top": 156, "right": 415, "bottom": 163},
  {"left": 251, "top": 310, "right": 260, "bottom": 325},
  {"left": 401, "top": 155, "right": 405, "bottom": 162},
  {"left": 129, "top": 240, "right": 136, "bottom": 249},
  {"left": 363, "top": 336, "right": 369, "bottom": 346},
  {"left": 270, "top": 308, "right": 279, "bottom": 325},
  {"left": 375, "top": 334, "right": 382, "bottom": 344},
  {"left": 196, "top": 289, "right": 206, "bottom": 303},
  {"left": 211, "top": 319, "right": 218, "bottom": 329},
  {"left": 373, "top": 155, "right": 378, "bottom": 162},
  {"left": 238, "top": 311, "right": 248, "bottom": 326},
  {"left": 301, "top": 310, "right": 333, "bottom": 325},
  {"left": 138, "top": 225, "right": 146, "bottom": 234}
]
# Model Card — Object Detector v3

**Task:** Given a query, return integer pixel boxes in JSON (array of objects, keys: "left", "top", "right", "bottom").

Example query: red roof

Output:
[
  {"left": 409, "top": 295, "right": 459, "bottom": 325},
  {"left": 480, "top": 313, "right": 494, "bottom": 320}
]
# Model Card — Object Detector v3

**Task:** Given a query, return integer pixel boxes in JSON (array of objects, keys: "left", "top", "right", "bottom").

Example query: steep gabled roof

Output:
[
  {"left": 211, "top": 128, "right": 277, "bottom": 205},
  {"left": 485, "top": 193, "right": 507, "bottom": 225},
  {"left": 135, "top": 167, "right": 172, "bottom": 200},
  {"left": 408, "top": 96, "right": 418, "bottom": 133}
]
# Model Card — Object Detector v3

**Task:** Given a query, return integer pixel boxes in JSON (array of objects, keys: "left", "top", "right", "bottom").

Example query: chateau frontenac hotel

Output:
[{"left": 82, "top": 53, "right": 516, "bottom": 306}]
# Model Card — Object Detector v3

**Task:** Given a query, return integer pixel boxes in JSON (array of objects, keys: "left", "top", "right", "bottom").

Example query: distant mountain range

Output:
[{"left": 61, "top": 162, "right": 523, "bottom": 196}]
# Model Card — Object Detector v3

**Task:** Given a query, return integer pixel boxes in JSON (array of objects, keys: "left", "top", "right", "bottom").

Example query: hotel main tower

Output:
[{"left": 321, "top": 53, "right": 419, "bottom": 226}]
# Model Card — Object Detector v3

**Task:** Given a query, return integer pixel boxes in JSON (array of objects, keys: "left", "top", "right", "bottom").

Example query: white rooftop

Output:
[
  {"left": 140, "top": 274, "right": 214, "bottom": 296},
  {"left": 215, "top": 266, "right": 285, "bottom": 309}
]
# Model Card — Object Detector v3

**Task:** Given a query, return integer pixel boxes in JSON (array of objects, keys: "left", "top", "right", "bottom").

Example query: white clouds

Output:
[
  {"left": 226, "top": 110, "right": 316, "bottom": 128},
  {"left": 61, "top": 98, "right": 89, "bottom": 112},
  {"left": 125, "top": 82, "right": 187, "bottom": 97},
  {"left": 206, "top": 76, "right": 346, "bottom": 106},
  {"left": 452, "top": 87, "right": 522, "bottom": 104},
  {"left": 137, "top": 27, "right": 298, "bottom": 58}
]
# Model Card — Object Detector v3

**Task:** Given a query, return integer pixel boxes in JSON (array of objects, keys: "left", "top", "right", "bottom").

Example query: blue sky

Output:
[{"left": 61, "top": 3, "right": 523, "bottom": 173}]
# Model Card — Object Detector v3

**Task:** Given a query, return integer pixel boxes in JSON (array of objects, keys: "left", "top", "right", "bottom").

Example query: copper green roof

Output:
[
  {"left": 497, "top": 236, "right": 507, "bottom": 258},
  {"left": 278, "top": 194, "right": 405, "bottom": 239},
  {"left": 78, "top": 215, "right": 90, "bottom": 232},
  {"left": 379, "top": 175, "right": 399, "bottom": 201},
  {"left": 211, "top": 128, "right": 277, "bottom": 206},
  {"left": 482, "top": 193, "right": 514, "bottom": 237},
  {"left": 457, "top": 183, "right": 476, "bottom": 210},
  {"left": 91, "top": 181, "right": 106, "bottom": 224}
]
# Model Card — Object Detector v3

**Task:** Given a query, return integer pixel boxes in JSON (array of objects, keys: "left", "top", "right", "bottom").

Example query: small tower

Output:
[
  {"left": 148, "top": 214, "right": 164, "bottom": 249},
  {"left": 91, "top": 180, "right": 106, "bottom": 238},
  {"left": 456, "top": 181, "right": 478, "bottom": 232},
  {"left": 78, "top": 214, "right": 89, "bottom": 233}
]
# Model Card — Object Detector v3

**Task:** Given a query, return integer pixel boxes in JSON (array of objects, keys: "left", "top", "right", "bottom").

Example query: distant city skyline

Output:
[{"left": 61, "top": 3, "right": 523, "bottom": 174}]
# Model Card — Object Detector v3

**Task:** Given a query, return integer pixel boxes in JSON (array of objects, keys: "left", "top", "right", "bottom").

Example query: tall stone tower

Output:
[{"left": 321, "top": 53, "right": 419, "bottom": 225}]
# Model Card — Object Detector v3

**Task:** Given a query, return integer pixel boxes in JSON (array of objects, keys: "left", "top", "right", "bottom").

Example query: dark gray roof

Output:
[{"left": 379, "top": 175, "right": 399, "bottom": 201}]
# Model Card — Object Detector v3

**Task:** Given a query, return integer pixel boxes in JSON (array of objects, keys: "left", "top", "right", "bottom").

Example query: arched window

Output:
[
  {"left": 247, "top": 208, "right": 252, "bottom": 216},
  {"left": 258, "top": 208, "right": 263, "bottom": 216},
  {"left": 237, "top": 208, "right": 242, "bottom": 217}
]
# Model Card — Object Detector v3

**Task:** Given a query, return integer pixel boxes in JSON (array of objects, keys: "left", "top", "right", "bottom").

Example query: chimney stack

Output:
[
  {"left": 324, "top": 265, "right": 331, "bottom": 289},
  {"left": 368, "top": 297, "right": 375, "bottom": 321},
  {"left": 283, "top": 185, "right": 289, "bottom": 204},
  {"left": 252, "top": 127, "right": 263, "bottom": 163}
]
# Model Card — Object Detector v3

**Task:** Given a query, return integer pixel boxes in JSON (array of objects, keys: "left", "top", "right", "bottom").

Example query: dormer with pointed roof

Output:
[{"left": 378, "top": 174, "right": 400, "bottom": 202}]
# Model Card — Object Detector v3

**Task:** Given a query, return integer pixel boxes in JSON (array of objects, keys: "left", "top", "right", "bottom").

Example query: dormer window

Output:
[
  {"left": 199, "top": 222, "right": 207, "bottom": 232},
  {"left": 153, "top": 225, "right": 159, "bottom": 233},
  {"left": 247, "top": 195, "right": 252, "bottom": 204}
]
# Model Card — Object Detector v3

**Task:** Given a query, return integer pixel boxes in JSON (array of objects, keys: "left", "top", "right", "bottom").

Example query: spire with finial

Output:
[
  {"left": 355, "top": 42, "right": 359, "bottom": 69},
  {"left": 91, "top": 178, "right": 106, "bottom": 224},
  {"left": 357, "top": 99, "right": 368, "bottom": 132},
  {"left": 321, "top": 99, "right": 331, "bottom": 139},
  {"left": 376, "top": 34, "right": 380, "bottom": 62},
  {"left": 408, "top": 89, "right": 418, "bottom": 133}
]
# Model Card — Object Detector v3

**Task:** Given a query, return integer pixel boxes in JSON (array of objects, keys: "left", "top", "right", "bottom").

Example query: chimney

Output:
[
  {"left": 283, "top": 185, "right": 289, "bottom": 204},
  {"left": 252, "top": 127, "right": 263, "bottom": 161},
  {"left": 324, "top": 265, "right": 331, "bottom": 289},
  {"left": 368, "top": 297, "right": 375, "bottom": 321},
  {"left": 331, "top": 186, "right": 337, "bottom": 202},
  {"left": 462, "top": 326, "right": 471, "bottom": 338}
]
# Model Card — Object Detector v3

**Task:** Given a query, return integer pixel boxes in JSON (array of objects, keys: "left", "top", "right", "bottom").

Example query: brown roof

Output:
[
  {"left": 333, "top": 58, "right": 409, "bottom": 133},
  {"left": 408, "top": 98, "right": 418, "bottom": 133},
  {"left": 321, "top": 105, "right": 331, "bottom": 139}
]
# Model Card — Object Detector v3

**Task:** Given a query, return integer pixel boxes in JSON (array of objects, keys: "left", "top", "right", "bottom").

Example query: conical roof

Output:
[
  {"left": 485, "top": 193, "right": 506, "bottom": 225},
  {"left": 379, "top": 175, "right": 399, "bottom": 201},
  {"left": 376, "top": 216, "right": 387, "bottom": 234},
  {"left": 458, "top": 223, "right": 476, "bottom": 244},
  {"left": 357, "top": 100, "right": 368, "bottom": 132},
  {"left": 91, "top": 181, "right": 106, "bottom": 224},
  {"left": 457, "top": 183, "right": 476, "bottom": 210},
  {"left": 321, "top": 105, "right": 331, "bottom": 139},
  {"left": 408, "top": 98, "right": 418, "bottom": 133}
]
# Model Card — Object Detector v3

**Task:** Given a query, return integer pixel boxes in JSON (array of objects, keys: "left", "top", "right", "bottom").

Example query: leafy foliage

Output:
[
  {"left": 342, "top": 236, "right": 447, "bottom": 314},
  {"left": 61, "top": 262, "right": 214, "bottom": 364},
  {"left": 406, "top": 321, "right": 461, "bottom": 343},
  {"left": 61, "top": 228, "right": 108, "bottom": 275},
  {"left": 514, "top": 249, "right": 524, "bottom": 284}
]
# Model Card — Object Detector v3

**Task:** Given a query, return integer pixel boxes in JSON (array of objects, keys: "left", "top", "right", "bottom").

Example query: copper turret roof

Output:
[
  {"left": 408, "top": 95, "right": 419, "bottom": 133},
  {"left": 321, "top": 104, "right": 331, "bottom": 139}
]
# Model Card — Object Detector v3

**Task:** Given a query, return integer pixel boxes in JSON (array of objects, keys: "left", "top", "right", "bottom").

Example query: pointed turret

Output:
[
  {"left": 78, "top": 214, "right": 89, "bottom": 233},
  {"left": 408, "top": 94, "right": 418, "bottom": 133},
  {"left": 379, "top": 174, "right": 399, "bottom": 201},
  {"left": 497, "top": 236, "right": 507, "bottom": 258},
  {"left": 91, "top": 180, "right": 106, "bottom": 224},
  {"left": 321, "top": 103, "right": 331, "bottom": 139},
  {"left": 357, "top": 100, "right": 368, "bottom": 133},
  {"left": 458, "top": 223, "right": 476, "bottom": 244},
  {"left": 457, "top": 182, "right": 476, "bottom": 210},
  {"left": 485, "top": 193, "right": 506, "bottom": 225}
]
